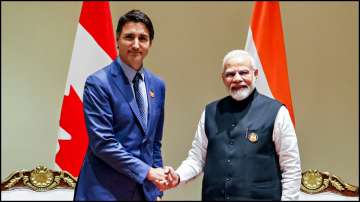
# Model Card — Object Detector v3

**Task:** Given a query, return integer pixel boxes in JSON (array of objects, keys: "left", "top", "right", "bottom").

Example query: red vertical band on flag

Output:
[
  {"left": 55, "top": 1, "right": 116, "bottom": 177},
  {"left": 80, "top": 1, "right": 117, "bottom": 60},
  {"left": 56, "top": 86, "right": 88, "bottom": 176},
  {"left": 250, "top": 1, "right": 296, "bottom": 126}
]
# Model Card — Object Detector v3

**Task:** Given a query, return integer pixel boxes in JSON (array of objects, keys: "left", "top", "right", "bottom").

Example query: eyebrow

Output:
[
  {"left": 224, "top": 69, "right": 249, "bottom": 73},
  {"left": 122, "top": 32, "right": 149, "bottom": 36}
]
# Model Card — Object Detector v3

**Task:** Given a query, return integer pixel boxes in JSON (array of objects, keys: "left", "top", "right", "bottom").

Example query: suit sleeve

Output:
[{"left": 83, "top": 75, "right": 150, "bottom": 184}]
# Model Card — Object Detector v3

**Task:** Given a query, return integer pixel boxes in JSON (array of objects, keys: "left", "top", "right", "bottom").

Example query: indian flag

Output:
[{"left": 245, "top": 1, "right": 296, "bottom": 126}]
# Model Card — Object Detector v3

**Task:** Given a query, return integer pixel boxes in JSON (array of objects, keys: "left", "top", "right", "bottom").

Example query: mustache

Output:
[
  {"left": 128, "top": 50, "right": 141, "bottom": 53},
  {"left": 230, "top": 85, "right": 248, "bottom": 90}
]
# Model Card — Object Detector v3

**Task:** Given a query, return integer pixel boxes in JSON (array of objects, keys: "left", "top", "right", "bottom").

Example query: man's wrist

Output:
[
  {"left": 176, "top": 173, "right": 180, "bottom": 185},
  {"left": 146, "top": 167, "right": 152, "bottom": 180}
]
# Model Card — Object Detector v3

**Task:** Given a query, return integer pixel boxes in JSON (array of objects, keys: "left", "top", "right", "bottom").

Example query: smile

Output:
[{"left": 231, "top": 85, "right": 248, "bottom": 90}]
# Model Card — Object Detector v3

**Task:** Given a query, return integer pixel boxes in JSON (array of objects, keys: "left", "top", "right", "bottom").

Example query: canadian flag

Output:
[
  {"left": 55, "top": 1, "right": 117, "bottom": 177},
  {"left": 245, "top": 1, "right": 296, "bottom": 126}
]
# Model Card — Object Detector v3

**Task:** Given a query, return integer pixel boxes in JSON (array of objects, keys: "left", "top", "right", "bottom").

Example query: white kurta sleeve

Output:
[
  {"left": 176, "top": 110, "right": 208, "bottom": 183},
  {"left": 273, "top": 106, "right": 302, "bottom": 200}
]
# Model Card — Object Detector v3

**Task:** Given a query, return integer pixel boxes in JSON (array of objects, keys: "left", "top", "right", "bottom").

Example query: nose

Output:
[
  {"left": 233, "top": 72, "right": 243, "bottom": 82},
  {"left": 132, "top": 38, "right": 140, "bottom": 49}
]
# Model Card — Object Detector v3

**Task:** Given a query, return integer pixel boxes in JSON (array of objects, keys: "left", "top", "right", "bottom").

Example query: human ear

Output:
[{"left": 254, "top": 69, "right": 259, "bottom": 78}]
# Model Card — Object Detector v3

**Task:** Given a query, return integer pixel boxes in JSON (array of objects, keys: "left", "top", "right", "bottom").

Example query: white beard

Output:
[{"left": 229, "top": 80, "right": 256, "bottom": 101}]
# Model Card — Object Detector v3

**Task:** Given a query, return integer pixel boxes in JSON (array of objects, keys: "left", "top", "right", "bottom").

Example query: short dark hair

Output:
[{"left": 116, "top": 9, "right": 154, "bottom": 42}]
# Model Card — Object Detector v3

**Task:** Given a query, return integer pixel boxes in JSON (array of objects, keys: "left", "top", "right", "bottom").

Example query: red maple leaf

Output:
[{"left": 55, "top": 85, "right": 88, "bottom": 177}]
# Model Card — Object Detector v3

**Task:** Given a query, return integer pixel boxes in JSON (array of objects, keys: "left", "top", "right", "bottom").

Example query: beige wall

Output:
[{"left": 1, "top": 2, "right": 358, "bottom": 200}]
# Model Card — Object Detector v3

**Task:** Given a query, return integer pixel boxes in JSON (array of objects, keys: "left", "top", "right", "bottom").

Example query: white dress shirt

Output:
[
  {"left": 118, "top": 57, "right": 148, "bottom": 125},
  {"left": 176, "top": 105, "right": 302, "bottom": 200}
]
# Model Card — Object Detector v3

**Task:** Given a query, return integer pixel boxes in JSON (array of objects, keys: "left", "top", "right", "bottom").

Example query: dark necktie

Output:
[{"left": 133, "top": 72, "right": 146, "bottom": 126}]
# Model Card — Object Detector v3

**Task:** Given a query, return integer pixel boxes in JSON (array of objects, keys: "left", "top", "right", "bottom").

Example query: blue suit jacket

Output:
[{"left": 74, "top": 59, "right": 165, "bottom": 201}]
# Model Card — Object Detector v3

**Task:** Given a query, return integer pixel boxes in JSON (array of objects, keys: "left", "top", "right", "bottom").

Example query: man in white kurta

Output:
[{"left": 163, "top": 50, "right": 301, "bottom": 200}]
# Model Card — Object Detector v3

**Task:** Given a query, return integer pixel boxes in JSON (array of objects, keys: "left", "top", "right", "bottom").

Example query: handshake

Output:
[{"left": 146, "top": 166, "right": 180, "bottom": 191}]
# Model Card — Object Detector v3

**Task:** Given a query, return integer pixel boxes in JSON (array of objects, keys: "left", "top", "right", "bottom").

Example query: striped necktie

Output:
[{"left": 132, "top": 72, "right": 146, "bottom": 126}]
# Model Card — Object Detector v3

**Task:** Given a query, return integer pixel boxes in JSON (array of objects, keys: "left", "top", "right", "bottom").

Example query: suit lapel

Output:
[
  {"left": 144, "top": 70, "right": 154, "bottom": 137},
  {"left": 110, "top": 62, "right": 147, "bottom": 134}
]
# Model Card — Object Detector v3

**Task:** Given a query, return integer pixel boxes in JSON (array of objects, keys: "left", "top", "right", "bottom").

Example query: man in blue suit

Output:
[{"left": 74, "top": 9, "right": 167, "bottom": 201}]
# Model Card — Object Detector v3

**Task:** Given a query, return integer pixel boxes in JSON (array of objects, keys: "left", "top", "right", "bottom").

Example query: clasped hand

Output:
[{"left": 146, "top": 166, "right": 179, "bottom": 191}]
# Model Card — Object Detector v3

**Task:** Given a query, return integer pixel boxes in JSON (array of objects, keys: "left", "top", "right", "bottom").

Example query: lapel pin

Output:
[
  {"left": 150, "top": 90, "right": 155, "bottom": 98},
  {"left": 248, "top": 132, "right": 258, "bottom": 143}
]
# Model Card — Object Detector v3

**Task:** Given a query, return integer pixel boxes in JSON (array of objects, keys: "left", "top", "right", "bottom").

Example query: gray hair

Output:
[{"left": 222, "top": 50, "right": 257, "bottom": 73}]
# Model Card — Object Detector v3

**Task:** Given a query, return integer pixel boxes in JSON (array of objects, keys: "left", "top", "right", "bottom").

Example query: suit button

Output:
[{"left": 231, "top": 123, "right": 235, "bottom": 127}]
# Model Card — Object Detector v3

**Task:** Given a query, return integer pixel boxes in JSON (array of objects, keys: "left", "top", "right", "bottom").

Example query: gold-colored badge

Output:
[
  {"left": 248, "top": 132, "right": 258, "bottom": 143},
  {"left": 150, "top": 90, "right": 155, "bottom": 98}
]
